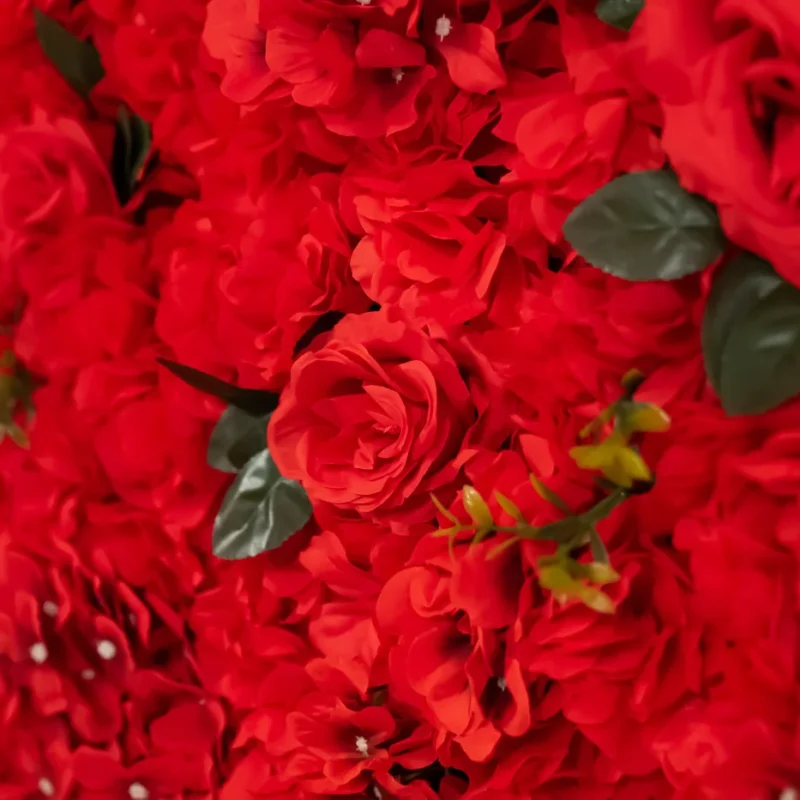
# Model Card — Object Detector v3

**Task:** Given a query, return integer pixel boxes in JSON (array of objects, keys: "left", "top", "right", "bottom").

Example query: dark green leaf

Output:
[
  {"left": 703, "top": 254, "right": 800, "bottom": 415},
  {"left": 207, "top": 406, "right": 269, "bottom": 473},
  {"left": 157, "top": 358, "right": 279, "bottom": 415},
  {"left": 588, "top": 526, "right": 610, "bottom": 564},
  {"left": 213, "top": 450, "right": 313, "bottom": 559},
  {"left": 292, "top": 311, "right": 344, "bottom": 358},
  {"left": 537, "top": 517, "right": 585, "bottom": 544},
  {"left": 112, "top": 106, "right": 152, "bottom": 205},
  {"left": 530, "top": 475, "right": 574, "bottom": 515},
  {"left": 595, "top": 0, "right": 644, "bottom": 31},
  {"left": 563, "top": 170, "right": 725, "bottom": 281},
  {"left": 702, "top": 253, "right": 784, "bottom": 394},
  {"left": 33, "top": 8, "right": 104, "bottom": 97}
]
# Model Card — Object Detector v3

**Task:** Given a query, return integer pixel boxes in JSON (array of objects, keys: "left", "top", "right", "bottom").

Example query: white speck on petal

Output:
[
  {"left": 435, "top": 15, "right": 452, "bottom": 40},
  {"left": 81, "top": 668, "right": 96, "bottom": 680},
  {"left": 128, "top": 782, "right": 149, "bottom": 800},
  {"left": 96, "top": 639, "right": 117, "bottom": 660},
  {"left": 29, "top": 642, "right": 48, "bottom": 664},
  {"left": 391, "top": 67, "right": 404, "bottom": 83},
  {"left": 373, "top": 786, "right": 383, "bottom": 799},
  {"left": 42, "top": 601, "right": 59, "bottom": 618},
  {"left": 497, "top": 676, "right": 507, "bottom": 691},
  {"left": 780, "top": 790, "right": 798, "bottom": 800},
  {"left": 356, "top": 0, "right": 372, "bottom": 4},
  {"left": 355, "top": 735, "right": 370, "bottom": 756},
  {"left": 38, "top": 777, "right": 55, "bottom": 797}
]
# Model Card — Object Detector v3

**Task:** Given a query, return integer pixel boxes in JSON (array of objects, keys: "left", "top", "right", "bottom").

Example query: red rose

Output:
[
  {"left": 88, "top": 0, "right": 207, "bottom": 117},
  {"left": 15, "top": 221, "right": 153, "bottom": 376},
  {"left": 497, "top": 69, "right": 663, "bottom": 243},
  {"left": 156, "top": 174, "right": 368, "bottom": 391},
  {"left": 347, "top": 158, "right": 522, "bottom": 330},
  {"left": 70, "top": 353, "right": 225, "bottom": 523},
  {"left": 0, "top": 114, "right": 118, "bottom": 297},
  {"left": 496, "top": 2, "right": 664, "bottom": 243},
  {"left": 268, "top": 309, "right": 475, "bottom": 522},
  {"left": 633, "top": 0, "right": 800, "bottom": 285}
]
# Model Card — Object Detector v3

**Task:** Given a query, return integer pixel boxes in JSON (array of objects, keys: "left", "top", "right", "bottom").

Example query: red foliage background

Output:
[{"left": 2, "top": 0, "right": 800, "bottom": 798}]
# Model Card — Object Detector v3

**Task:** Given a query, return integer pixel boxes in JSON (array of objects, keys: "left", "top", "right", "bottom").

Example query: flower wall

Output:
[{"left": 1, "top": 0, "right": 800, "bottom": 798}]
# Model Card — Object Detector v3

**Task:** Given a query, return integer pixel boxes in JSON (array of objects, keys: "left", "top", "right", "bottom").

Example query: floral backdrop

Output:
[{"left": 2, "top": 0, "right": 800, "bottom": 798}]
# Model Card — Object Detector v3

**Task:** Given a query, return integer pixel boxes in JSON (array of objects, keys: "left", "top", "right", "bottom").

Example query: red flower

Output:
[
  {"left": 652, "top": 700, "right": 792, "bottom": 797},
  {"left": 88, "top": 0, "right": 208, "bottom": 117},
  {"left": 632, "top": 0, "right": 800, "bottom": 286},
  {"left": 190, "top": 552, "right": 317, "bottom": 710},
  {"left": 269, "top": 309, "right": 475, "bottom": 522},
  {"left": 0, "top": 113, "right": 118, "bottom": 294},
  {"left": 14, "top": 220, "right": 153, "bottom": 376},
  {"left": 5, "top": 0, "right": 800, "bottom": 797},
  {"left": 302, "top": 531, "right": 382, "bottom": 693},
  {"left": 376, "top": 551, "right": 533, "bottom": 761},
  {"left": 286, "top": 696, "right": 397, "bottom": 791},
  {"left": 496, "top": 68, "right": 663, "bottom": 242},
  {"left": 419, "top": 0, "right": 506, "bottom": 93},
  {"left": 347, "top": 158, "right": 521, "bottom": 330},
  {"left": 0, "top": 713, "right": 73, "bottom": 800},
  {"left": 156, "top": 174, "right": 368, "bottom": 391},
  {"left": 204, "top": 0, "right": 286, "bottom": 106},
  {"left": 265, "top": 11, "right": 436, "bottom": 138},
  {"left": 72, "top": 746, "right": 211, "bottom": 799},
  {"left": 0, "top": 548, "right": 137, "bottom": 743},
  {"left": 65, "top": 352, "right": 226, "bottom": 523}
]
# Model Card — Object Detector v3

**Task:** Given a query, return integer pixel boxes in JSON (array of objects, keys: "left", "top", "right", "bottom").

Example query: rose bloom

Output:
[
  {"left": 0, "top": 114, "right": 118, "bottom": 314},
  {"left": 346, "top": 157, "right": 521, "bottom": 331},
  {"left": 88, "top": 0, "right": 208, "bottom": 118},
  {"left": 633, "top": 0, "right": 800, "bottom": 285},
  {"left": 268, "top": 309, "right": 475, "bottom": 522},
  {"left": 0, "top": 114, "right": 117, "bottom": 249},
  {"left": 496, "top": 1, "right": 664, "bottom": 244}
]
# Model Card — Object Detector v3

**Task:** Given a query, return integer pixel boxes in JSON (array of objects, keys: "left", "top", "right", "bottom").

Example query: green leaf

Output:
[
  {"left": 537, "top": 517, "right": 585, "bottom": 544},
  {"left": 530, "top": 475, "right": 574, "bottom": 515},
  {"left": 157, "top": 358, "right": 279, "bottom": 416},
  {"left": 588, "top": 526, "right": 610, "bottom": 564},
  {"left": 111, "top": 106, "right": 152, "bottom": 205},
  {"left": 207, "top": 406, "right": 269, "bottom": 473},
  {"left": 703, "top": 254, "right": 800, "bottom": 415},
  {"left": 563, "top": 170, "right": 725, "bottom": 281},
  {"left": 33, "top": 8, "right": 104, "bottom": 97},
  {"left": 595, "top": 0, "right": 644, "bottom": 31},
  {"left": 213, "top": 450, "right": 313, "bottom": 560},
  {"left": 292, "top": 310, "right": 344, "bottom": 358},
  {"left": 702, "top": 253, "right": 784, "bottom": 394}
]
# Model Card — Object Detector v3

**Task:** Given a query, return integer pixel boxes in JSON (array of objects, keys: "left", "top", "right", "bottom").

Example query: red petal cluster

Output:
[{"left": 1, "top": 0, "right": 800, "bottom": 798}]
